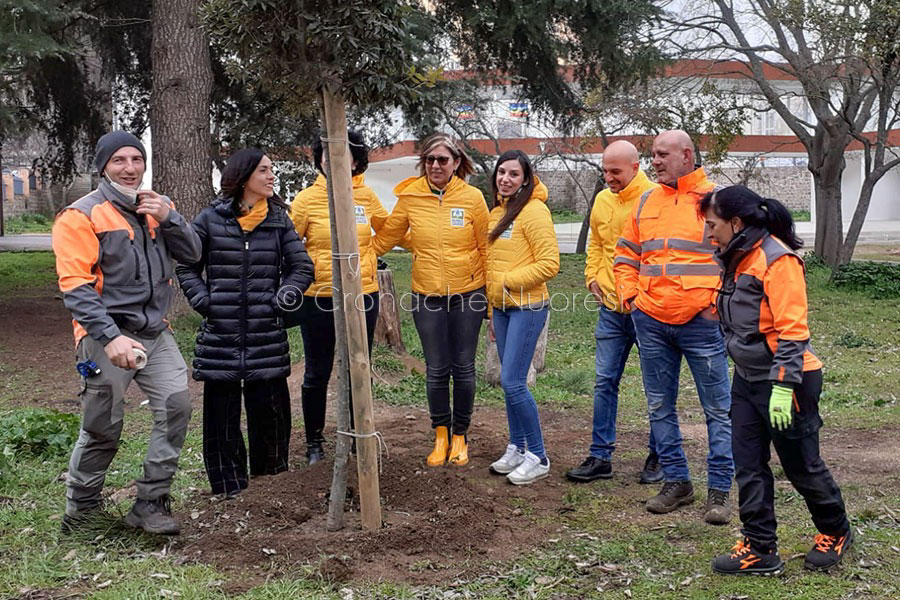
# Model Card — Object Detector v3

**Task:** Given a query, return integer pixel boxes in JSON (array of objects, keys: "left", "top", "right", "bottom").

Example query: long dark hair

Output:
[
  {"left": 313, "top": 129, "right": 369, "bottom": 176},
  {"left": 699, "top": 185, "right": 803, "bottom": 250},
  {"left": 221, "top": 148, "right": 265, "bottom": 214},
  {"left": 488, "top": 150, "right": 536, "bottom": 243}
]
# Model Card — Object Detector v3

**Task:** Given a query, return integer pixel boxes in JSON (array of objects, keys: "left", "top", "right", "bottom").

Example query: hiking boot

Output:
[
  {"left": 565, "top": 456, "right": 612, "bottom": 482},
  {"left": 507, "top": 451, "right": 550, "bottom": 485},
  {"left": 639, "top": 453, "right": 664, "bottom": 484},
  {"left": 306, "top": 441, "right": 325, "bottom": 466},
  {"left": 426, "top": 426, "right": 450, "bottom": 467},
  {"left": 448, "top": 434, "right": 469, "bottom": 466},
  {"left": 804, "top": 529, "right": 854, "bottom": 571},
  {"left": 490, "top": 444, "right": 526, "bottom": 474},
  {"left": 704, "top": 488, "right": 731, "bottom": 525},
  {"left": 61, "top": 505, "right": 116, "bottom": 535},
  {"left": 712, "top": 537, "right": 785, "bottom": 576},
  {"left": 646, "top": 481, "right": 695, "bottom": 514},
  {"left": 124, "top": 495, "right": 180, "bottom": 535}
]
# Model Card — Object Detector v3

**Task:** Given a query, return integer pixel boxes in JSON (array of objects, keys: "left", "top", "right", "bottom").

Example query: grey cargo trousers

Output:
[{"left": 66, "top": 329, "right": 191, "bottom": 515}]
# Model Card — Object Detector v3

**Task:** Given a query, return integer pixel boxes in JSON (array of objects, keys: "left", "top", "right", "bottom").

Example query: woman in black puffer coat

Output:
[{"left": 176, "top": 148, "right": 313, "bottom": 497}]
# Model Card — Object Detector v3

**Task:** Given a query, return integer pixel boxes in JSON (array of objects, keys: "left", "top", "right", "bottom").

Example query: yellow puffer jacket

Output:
[
  {"left": 291, "top": 174, "right": 388, "bottom": 297},
  {"left": 486, "top": 179, "right": 560, "bottom": 309},
  {"left": 373, "top": 175, "right": 488, "bottom": 296}
]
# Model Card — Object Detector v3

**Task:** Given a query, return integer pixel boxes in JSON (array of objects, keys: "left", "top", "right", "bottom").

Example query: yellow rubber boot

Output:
[
  {"left": 426, "top": 426, "right": 450, "bottom": 467},
  {"left": 448, "top": 434, "right": 469, "bottom": 466}
]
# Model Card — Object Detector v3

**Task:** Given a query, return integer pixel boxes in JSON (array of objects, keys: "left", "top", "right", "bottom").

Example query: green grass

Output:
[
  {"left": 2, "top": 213, "right": 52, "bottom": 234},
  {"left": 791, "top": 209, "right": 811, "bottom": 222},
  {"left": 1, "top": 251, "right": 900, "bottom": 598},
  {"left": 550, "top": 208, "right": 585, "bottom": 224},
  {"left": 0, "top": 251, "right": 56, "bottom": 294}
]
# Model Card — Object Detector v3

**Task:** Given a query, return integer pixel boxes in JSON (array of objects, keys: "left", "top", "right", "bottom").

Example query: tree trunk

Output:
[
  {"left": 373, "top": 268, "right": 405, "bottom": 352},
  {"left": 811, "top": 174, "right": 844, "bottom": 267},
  {"left": 322, "top": 86, "right": 382, "bottom": 531},
  {"left": 575, "top": 176, "right": 604, "bottom": 253},
  {"left": 150, "top": 0, "right": 213, "bottom": 220},
  {"left": 324, "top": 103, "right": 353, "bottom": 533}
]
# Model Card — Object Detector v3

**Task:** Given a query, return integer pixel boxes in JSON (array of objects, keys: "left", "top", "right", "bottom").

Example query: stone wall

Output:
[
  {"left": 536, "top": 169, "right": 601, "bottom": 213},
  {"left": 710, "top": 165, "right": 811, "bottom": 212}
]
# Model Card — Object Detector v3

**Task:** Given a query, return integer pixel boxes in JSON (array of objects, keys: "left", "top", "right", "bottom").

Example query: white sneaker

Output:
[
  {"left": 490, "top": 444, "right": 526, "bottom": 474},
  {"left": 506, "top": 451, "right": 550, "bottom": 485}
]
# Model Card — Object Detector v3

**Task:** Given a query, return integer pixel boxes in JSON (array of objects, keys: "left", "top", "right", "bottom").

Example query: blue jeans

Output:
[
  {"left": 493, "top": 306, "right": 549, "bottom": 459},
  {"left": 590, "top": 306, "right": 657, "bottom": 461},
  {"left": 631, "top": 309, "right": 734, "bottom": 492}
]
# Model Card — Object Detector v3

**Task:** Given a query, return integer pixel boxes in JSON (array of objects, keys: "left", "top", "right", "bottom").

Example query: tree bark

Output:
[
  {"left": 322, "top": 85, "right": 382, "bottom": 531},
  {"left": 373, "top": 268, "right": 405, "bottom": 352},
  {"left": 810, "top": 160, "right": 844, "bottom": 267},
  {"left": 150, "top": 0, "right": 213, "bottom": 220}
]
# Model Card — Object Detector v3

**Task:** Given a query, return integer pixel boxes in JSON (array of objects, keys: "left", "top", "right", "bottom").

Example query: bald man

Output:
[
  {"left": 613, "top": 130, "right": 733, "bottom": 524},
  {"left": 567, "top": 141, "right": 662, "bottom": 484}
]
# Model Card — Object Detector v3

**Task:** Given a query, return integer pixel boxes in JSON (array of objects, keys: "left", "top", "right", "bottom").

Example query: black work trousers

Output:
[
  {"left": 732, "top": 369, "right": 849, "bottom": 551},
  {"left": 411, "top": 288, "right": 487, "bottom": 435},
  {"left": 298, "top": 293, "right": 380, "bottom": 445},
  {"left": 202, "top": 377, "right": 292, "bottom": 496}
]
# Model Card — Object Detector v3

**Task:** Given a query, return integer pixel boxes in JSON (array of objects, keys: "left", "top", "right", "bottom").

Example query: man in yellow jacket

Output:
[{"left": 566, "top": 141, "right": 662, "bottom": 485}]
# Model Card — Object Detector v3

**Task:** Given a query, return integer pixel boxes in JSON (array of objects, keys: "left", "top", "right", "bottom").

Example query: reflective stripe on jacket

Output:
[
  {"left": 290, "top": 174, "right": 388, "bottom": 297},
  {"left": 716, "top": 229, "right": 822, "bottom": 385},
  {"left": 52, "top": 181, "right": 202, "bottom": 346},
  {"left": 486, "top": 178, "right": 559, "bottom": 309},
  {"left": 373, "top": 175, "right": 488, "bottom": 296},
  {"left": 585, "top": 169, "right": 657, "bottom": 312},
  {"left": 613, "top": 167, "right": 721, "bottom": 325}
]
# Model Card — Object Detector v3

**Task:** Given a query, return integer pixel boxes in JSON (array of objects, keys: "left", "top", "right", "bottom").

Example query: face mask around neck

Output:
[{"left": 104, "top": 174, "right": 142, "bottom": 202}]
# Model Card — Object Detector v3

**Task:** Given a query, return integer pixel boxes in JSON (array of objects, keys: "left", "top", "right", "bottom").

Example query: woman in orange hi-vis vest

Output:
[{"left": 701, "top": 186, "right": 851, "bottom": 577}]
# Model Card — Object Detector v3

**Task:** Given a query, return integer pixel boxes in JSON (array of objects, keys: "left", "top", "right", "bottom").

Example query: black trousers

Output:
[
  {"left": 732, "top": 369, "right": 849, "bottom": 551},
  {"left": 202, "top": 377, "right": 291, "bottom": 496},
  {"left": 298, "top": 293, "right": 379, "bottom": 445},
  {"left": 411, "top": 288, "right": 487, "bottom": 434}
]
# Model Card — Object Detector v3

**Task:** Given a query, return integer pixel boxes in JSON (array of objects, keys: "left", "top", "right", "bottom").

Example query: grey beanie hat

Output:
[{"left": 93, "top": 131, "right": 146, "bottom": 174}]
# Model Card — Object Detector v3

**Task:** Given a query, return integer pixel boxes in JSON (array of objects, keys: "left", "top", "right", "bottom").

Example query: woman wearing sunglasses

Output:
[{"left": 374, "top": 133, "right": 489, "bottom": 467}]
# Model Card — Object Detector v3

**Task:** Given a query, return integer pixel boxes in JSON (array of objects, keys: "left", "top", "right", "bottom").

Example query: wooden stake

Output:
[
  {"left": 322, "top": 95, "right": 353, "bottom": 532},
  {"left": 322, "top": 85, "right": 382, "bottom": 530}
]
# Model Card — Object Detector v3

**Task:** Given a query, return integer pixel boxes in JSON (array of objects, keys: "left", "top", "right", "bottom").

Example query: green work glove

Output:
[{"left": 769, "top": 384, "right": 794, "bottom": 431}]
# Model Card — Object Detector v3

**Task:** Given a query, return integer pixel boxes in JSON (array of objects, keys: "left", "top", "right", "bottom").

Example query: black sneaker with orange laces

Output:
[
  {"left": 804, "top": 529, "right": 854, "bottom": 571},
  {"left": 712, "top": 538, "right": 785, "bottom": 576}
]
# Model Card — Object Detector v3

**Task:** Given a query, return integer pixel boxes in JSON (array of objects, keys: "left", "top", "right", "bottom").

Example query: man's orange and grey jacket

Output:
[
  {"left": 715, "top": 226, "right": 822, "bottom": 386},
  {"left": 52, "top": 181, "right": 203, "bottom": 346},
  {"left": 613, "top": 167, "right": 721, "bottom": 325}
]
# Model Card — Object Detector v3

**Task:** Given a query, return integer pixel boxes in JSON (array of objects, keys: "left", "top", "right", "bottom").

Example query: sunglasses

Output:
[{"left": 425, "top": 155, "right": 452, "bottom": 166}]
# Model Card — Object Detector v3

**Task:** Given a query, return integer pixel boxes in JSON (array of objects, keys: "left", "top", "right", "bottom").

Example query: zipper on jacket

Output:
[
  {"left": 153, "top": 238, "right": 165, "bottom": 280},
  {"left": 130, "top": 239, "right": 141, "bottom": 281},
  {"left": 239, "top": 230, "right": 249, "bottom": 376},
  {"left": 136, "top": 214, "right": 154, "bottom": 333}
]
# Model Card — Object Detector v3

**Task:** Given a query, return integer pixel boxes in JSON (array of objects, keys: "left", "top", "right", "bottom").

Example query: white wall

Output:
[{"left": 365, "top": 157, "right": 419, "bottom": 212}]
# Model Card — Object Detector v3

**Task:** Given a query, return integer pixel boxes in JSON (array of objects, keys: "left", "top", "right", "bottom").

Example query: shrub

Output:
[
  {"left": 831, "top": 260, "right": 900, "bottom": 298},
  {"left": 0, "top": 409, "right": 80, "bottom": 460}
]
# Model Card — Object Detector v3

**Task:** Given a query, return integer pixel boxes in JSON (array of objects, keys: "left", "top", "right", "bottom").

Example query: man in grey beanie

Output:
[{"left": 52, "top": 131, "right": 202, "bottom": 535}]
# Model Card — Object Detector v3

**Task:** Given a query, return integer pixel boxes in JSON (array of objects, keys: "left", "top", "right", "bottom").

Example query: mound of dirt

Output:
[{"left": 174, "top": 405, "right": 583, "bottom": 584}]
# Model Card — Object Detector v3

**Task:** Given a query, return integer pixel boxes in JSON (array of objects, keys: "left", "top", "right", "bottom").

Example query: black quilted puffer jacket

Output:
[{"left": 176, "top": 196, "right": 313, "bottom": 381}]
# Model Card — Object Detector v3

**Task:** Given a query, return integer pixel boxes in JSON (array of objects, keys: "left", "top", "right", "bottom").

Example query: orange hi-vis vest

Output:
[
  {"left": 613, "top": 167, "right": 721, "bottom": 325},
  {"left": 717, "top": 230, "right": 822, "bottom": 385}
]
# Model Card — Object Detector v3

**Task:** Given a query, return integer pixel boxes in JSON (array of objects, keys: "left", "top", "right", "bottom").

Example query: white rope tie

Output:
[
  {"left": 333, "top": 251, "right": 361, "bottom": 276},
  {"left": 319, "top": 136, "right": 365, "bottom": 148},
  {"left": 336, "top": 430, "right": 389, "bottom": 473}
]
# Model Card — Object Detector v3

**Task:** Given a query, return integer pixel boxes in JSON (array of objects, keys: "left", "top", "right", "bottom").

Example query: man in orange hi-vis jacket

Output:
[
  {"left": 613, "top": 130, "right": 733, "bottom": 524},
  {"left": 52, "top": 131, "right": 202, "bottom": 536}
]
